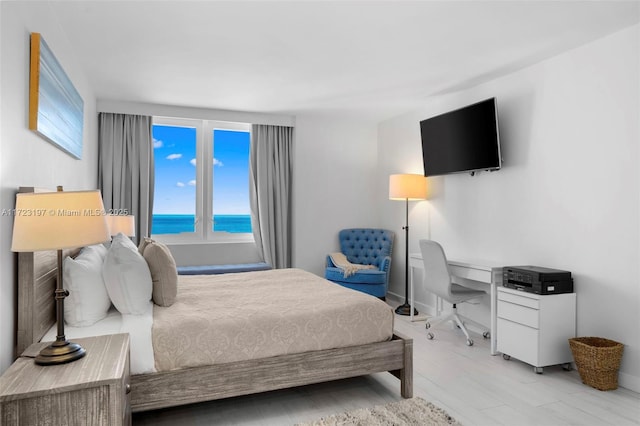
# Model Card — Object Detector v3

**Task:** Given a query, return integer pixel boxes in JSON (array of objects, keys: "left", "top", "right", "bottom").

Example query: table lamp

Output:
[
  {"left": 389, "top": 174, "right": 427, "bottom": 316},
  {"left": 11, "top": 187, "right": 111, "bottom": 365},
  {"left": 106, "top": 214, "right": 136, "bottom": 238}
]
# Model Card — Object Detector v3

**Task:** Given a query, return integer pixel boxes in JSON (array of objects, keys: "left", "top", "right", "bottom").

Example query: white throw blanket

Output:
[{"left": 329, "top": 252, "right": 376, "bottom": 278}]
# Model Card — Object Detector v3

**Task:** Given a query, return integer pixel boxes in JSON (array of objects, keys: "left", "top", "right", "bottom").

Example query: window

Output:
[
  {"left": 152, "top": 123, "right": 197, "bottom": 234},
  {"left": 211, "top": 129, "right": 252, "bottom": 233},
  {"left": 151, "top": 117, "right": 252, "bottom": 242}
]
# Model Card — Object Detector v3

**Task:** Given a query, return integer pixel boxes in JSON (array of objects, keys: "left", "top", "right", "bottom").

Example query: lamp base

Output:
[
  {"left": 35, "top": 340, "right": 86, "bottom": 366},
  {"left": 395, "top": 303, "right": 418, "bottom": 316}
]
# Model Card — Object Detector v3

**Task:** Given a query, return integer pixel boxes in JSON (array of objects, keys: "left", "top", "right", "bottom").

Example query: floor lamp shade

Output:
[
  {"left": 11, "top": 189, "right": 110, "bottom": 365},
  {"left": 389, "top": 174, "right": 428, "bottom": 201},
  {"left": 389, "top": 174, "right": 427, "bottom": 316}
]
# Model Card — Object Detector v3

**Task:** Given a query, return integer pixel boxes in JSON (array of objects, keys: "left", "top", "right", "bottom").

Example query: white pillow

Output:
[
  {"left": 86, "top": 243, "right": 108, "bottom": 260},
  {"left": 63, "top": 246, "right": 112, "bottom": 327},
  {"left": 103, "top": 233, "right": 153, "bottom": 314}
]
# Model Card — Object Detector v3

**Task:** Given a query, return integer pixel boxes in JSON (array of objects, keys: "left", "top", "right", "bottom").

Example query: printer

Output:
[{"left": 502, "top": 266, "right": 573, "bottom": 295}]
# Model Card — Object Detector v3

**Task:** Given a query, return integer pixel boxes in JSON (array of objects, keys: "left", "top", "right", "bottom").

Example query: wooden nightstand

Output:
[{"left": 0, "top": 333, "right": 131, "bottom": 426}]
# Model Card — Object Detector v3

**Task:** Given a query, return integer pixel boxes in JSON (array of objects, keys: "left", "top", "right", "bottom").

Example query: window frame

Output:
[{"left": 151, "top": 116, "right": 253, "bottom": 244}]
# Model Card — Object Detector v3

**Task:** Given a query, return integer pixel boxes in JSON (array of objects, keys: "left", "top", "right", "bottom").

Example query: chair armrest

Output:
[
  {"left": 326, "top": 255, "right": 337, "bottom": 268},
  {"left": 379, "top": 256, "right": 392, "bottom": 273}
]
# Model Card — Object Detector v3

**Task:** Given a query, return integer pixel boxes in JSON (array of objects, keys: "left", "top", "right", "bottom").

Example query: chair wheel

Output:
[
  {"left": 483, "top": 331, "right": 490, "bottom": 339},
  {"left": 466, "top": 338, "right": 473, "bottom": 346},
  {"left": 427, "top": 332, "right": 434, "bottom": 340},
  {"left": 425, "top": 322, "right": 431, "bottom": 329},
  {"left": 503, "top": 354, "right": 511, "bottom": 360}
]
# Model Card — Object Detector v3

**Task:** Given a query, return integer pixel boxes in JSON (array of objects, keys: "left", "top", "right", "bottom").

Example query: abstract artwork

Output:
[{"left": 29, "top": 32, "right": 84, "bottom": 159}]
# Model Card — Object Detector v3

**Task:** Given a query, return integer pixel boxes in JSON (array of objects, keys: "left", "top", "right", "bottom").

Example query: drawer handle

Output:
[{"left": 125, "top": 384, "right": 131, "bottom": 394}]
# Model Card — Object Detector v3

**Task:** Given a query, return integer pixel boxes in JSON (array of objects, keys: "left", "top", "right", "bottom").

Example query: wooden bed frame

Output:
[{"left": 15, "top": 191, "right": 413, "bottom": 412}]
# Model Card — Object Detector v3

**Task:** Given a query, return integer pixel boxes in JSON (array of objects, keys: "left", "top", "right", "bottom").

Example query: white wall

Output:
[
  {"left": 378, "top": 25, "right": 640, "bottom": 391},
  {"left": 0, "top": 2, "right": 99, "bottom": 373},
  {"left": 293, "top": 114, "right": 380, "bottom": 275},
  {"left": 168, "top": 241, "right": 262, "bottom": 267}
]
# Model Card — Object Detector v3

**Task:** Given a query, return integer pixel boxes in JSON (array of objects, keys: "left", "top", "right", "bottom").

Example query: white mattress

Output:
[{"left": 42, "top": 301, "right": 155, "bottom": 375}]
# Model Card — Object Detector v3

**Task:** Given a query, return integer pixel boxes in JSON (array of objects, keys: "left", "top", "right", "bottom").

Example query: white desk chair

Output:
[{"left": 419, "top": 239, "right": 488, "bottom": 346}]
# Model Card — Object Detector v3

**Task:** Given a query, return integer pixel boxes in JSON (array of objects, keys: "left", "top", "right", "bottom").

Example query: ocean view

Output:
[{"left": 152, "top": 214, "right": 251, "bottom": 234}]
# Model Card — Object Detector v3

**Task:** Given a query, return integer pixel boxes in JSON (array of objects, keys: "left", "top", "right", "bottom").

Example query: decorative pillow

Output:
[
  {"left": 103, "top": 233, "right": 153, "bottom": 314},
  {"left": 138, "top": 237, "right": 154, "bottom": 255},
  {"left": 63, "top": 246, "right": 111, "bottom": 326},
  {"left": 143, "top": 241, "right": 178, "bottom": 307}
]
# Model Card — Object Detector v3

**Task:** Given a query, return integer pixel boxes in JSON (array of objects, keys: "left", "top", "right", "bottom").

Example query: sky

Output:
[{"left": 152, "top": 125, "right": 250, "bottom": 215}]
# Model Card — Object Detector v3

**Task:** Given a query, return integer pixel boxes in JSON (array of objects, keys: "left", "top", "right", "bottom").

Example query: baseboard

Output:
[
  {"left": 386, "top": 291, "right": 437, "bottom": 317},
  {"left": 618, "top": 371, "right": 640, "bottom": 393},
  {"left": 386, "top": 291, "right": 402, "bottom": 303}
]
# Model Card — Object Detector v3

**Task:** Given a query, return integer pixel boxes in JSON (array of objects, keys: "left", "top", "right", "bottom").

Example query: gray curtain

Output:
[
  {"left": 249, "top": 124, "right": 293, "bottom": 269},
  {"left": 98, "top": 113, "right": 154, "bottom": 242}
]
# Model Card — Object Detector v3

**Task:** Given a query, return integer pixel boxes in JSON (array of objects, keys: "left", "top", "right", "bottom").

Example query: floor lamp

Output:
[
  {"left": 11, "top": 187, "right": 111, "bottom": 365},
  {"left": 389, "top": 174, "right": 427, "bottom": 316}
]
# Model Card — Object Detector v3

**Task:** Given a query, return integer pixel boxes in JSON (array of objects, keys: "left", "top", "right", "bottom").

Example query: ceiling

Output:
[{"left": 48, "top": 0, "right": 639, "bottom": 121}]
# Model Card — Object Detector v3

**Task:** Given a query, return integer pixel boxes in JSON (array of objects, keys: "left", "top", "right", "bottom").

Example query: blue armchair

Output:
[{"left": 325, "top": 228, "right": 394, "bottom": 299}]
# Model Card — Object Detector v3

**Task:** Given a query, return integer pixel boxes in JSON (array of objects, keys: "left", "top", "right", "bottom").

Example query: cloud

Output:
[
  {"left": 176, "top": 182, "right": 185, "bottom": 187},
  {"left": 153, "top": 138, "right": 163, "bottom": 149},
  {"left": 190, "top": 158, "right": 196, "bottom": 166},
  {"left": 166, "top": 153, "right": 182, "bottom": 160},
  {"left": 188, "top": 180, "right": 196, "bottom": 186},
  {"left": 213, "top": 158, "right": 224, "bottom": 167}
]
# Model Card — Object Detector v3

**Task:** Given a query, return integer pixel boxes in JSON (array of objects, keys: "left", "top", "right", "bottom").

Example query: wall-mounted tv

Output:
[{"left": 420, "top": 98, "right": 501, "bottom": 177}]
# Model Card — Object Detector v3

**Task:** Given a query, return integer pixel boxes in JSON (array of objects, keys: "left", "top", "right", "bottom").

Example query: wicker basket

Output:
[{"left": 569, "top": 337, "right": 624, "bottom": 391}]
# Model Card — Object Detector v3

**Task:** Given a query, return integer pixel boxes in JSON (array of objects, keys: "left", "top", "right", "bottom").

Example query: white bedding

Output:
[{"left": 42, "top": 301, "right": 156, "bottom": 375}]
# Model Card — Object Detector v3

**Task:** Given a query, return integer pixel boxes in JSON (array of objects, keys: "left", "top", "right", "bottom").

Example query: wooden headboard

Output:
[
  {"left": 14, "top": 187, "right": 79, "bottom": 357},
  {"left": 16, "top": 250, "right": 59, "bottom": 356}
]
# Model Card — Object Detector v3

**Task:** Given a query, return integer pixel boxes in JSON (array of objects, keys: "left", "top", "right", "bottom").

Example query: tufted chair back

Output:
[{"left": 338, "top": 228, "right": 394, "bottom": 269}]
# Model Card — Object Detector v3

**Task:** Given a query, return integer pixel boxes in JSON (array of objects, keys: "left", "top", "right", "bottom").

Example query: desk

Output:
[{"left": 409, "top": 253, "right": 502, "bottom": 355}]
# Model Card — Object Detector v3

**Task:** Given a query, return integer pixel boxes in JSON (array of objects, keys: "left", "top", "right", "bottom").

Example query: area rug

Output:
[{"left": 297, "top": 397, "right": 462, "bottom": 426}]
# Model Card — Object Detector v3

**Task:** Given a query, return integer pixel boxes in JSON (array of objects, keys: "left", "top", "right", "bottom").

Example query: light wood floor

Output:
[{"left": 133, "top": 307, "right": 640, "bottom": 426}]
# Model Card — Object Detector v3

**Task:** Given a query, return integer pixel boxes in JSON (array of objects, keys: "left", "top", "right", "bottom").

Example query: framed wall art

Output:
[{"left": 29, "top": 32, "right": 84, "bottom": 159}]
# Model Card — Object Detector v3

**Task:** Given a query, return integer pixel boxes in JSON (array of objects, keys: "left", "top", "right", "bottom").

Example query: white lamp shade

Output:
[
  {"left": 389, "top": 174, "right": 428, "bottom": 200},
  {"left": 106, "top": 214, "right": 136, "bottom": 237},
  {"left": 11, "top": 190, "right": 111, "bottom": 252}
]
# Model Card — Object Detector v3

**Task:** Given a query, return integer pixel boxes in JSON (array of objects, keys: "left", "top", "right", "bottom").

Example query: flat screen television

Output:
[{"left": 420, "top": 98, "right": 501, "bottom": 177}]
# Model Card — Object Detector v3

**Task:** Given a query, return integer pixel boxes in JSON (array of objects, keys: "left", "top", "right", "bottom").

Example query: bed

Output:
[{"left": 15, "top": 217, "right": 413, "bottom": 414}]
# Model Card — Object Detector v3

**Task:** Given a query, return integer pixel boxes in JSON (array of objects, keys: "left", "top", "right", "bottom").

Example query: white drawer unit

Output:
[{"left": 497, "top": 286, "right": 576, "bottom": 373}]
